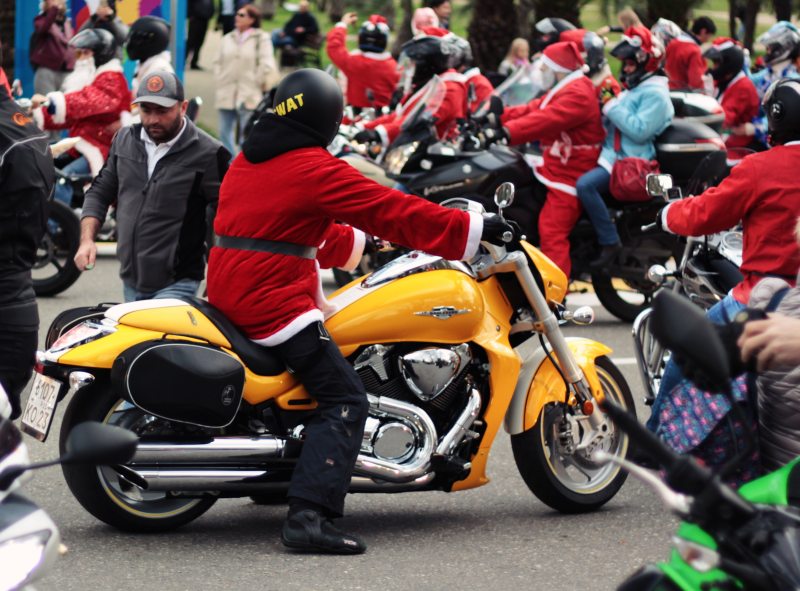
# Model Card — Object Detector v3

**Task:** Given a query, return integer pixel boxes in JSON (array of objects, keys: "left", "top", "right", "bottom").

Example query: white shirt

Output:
[{"left": 140, "top": 117, "right": 188, "bottom": 178}]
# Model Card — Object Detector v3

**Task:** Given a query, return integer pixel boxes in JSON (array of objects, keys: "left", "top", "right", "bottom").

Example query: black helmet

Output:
[
  {"left": 358, "top": 15, "right": 390, "bottom": 53},
  {"left": 611, "top": 26, "right": 662, "bottom": 89},
  {"left": 126, "top": 16, "right": 171, "bottom": 61},
  {"left": 400, "top": 34, "right": 451, "bottom": 88},
  {"left": 703, "top": 39, "right": 744, "bottom": 84},
  {"left": 533, "top": 18, "right": 576, "bottom": 53},
  {"left": 582, "top": 31, "right": 606, "bottom": 76},
  {"left": 69, "top": 28, "right": 116, "bottom": 67},
  {"left": 272, "top": 69, "right": 343, "bottom": 145},
  {"left": 763, "top": 77, "right": 800, "bottom": 145}
]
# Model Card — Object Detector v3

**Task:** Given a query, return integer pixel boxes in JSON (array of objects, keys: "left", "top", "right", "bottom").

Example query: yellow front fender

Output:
[{"left": 504, "top": 337, "right": 612, "bottom": 435}]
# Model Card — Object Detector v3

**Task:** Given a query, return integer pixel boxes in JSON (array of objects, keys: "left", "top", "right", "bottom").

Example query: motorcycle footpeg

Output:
[{"left": 429, "top": 454, "right": 471, "bottom": 479}]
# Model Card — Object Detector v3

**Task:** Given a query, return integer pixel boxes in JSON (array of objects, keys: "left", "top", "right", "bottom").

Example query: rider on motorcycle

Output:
[
  {"left": 447, "top": 34, "right": 493, "bottom": 113},
  {"left": 30, "top": 29, "right": 130, "bottom": 201},
  {"left": 355, "top": 28, "right": 466, "bottom": 146},
  {"left": 326, "top": 13, "right": 398, "bottom": 111},
  {"left": 532, "top": 17, "right": 576, "bottom": 53},
  {"left": 125, "top": 16, "right": 174, "bottom": 96},
  {"left": 703, "top": 38, "right": 760, "bottom": 149},
  {"left": 207, "top": 69, "right": 517, "bottom": 555},
  {"left": 651, "top": 18, "right": 708, "bottom": 92},
  {"left": 575, "top": 26, "right": 673, "bottom": 269},
  {"left": 649, "top": 77, "right": 800, "bottom": 430},
  {"left": 487, "top": 41, "right": 604, "bottom": 277}
]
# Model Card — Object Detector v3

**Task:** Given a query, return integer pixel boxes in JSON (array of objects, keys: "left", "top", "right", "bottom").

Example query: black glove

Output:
[
  {"left": 363, "top": 235, "right": 378, "bottom": 255},
  {"left": 354, "top": 129, "right": 380, "bottom": 144},
  {"left": 656, "top": 207, "right": 667, "bottom": 231},
  {"left": 481, "top": 214, "right": 520, "bottom": 246}
]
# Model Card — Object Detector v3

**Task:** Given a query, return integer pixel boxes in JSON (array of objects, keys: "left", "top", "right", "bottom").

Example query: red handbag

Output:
[{"left": 609, "top": 129, "right": 660, "bottom": 202}]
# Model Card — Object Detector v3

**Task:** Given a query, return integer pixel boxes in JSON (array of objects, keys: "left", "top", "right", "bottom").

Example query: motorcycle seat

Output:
[{"left": 180, "top": 297, "right": 286, "bottom": 377}]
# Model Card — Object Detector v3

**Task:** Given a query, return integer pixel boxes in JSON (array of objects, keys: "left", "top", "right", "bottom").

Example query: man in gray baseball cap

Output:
[{"left": 76, "top": 69, "right": 230, "bottom": 301}]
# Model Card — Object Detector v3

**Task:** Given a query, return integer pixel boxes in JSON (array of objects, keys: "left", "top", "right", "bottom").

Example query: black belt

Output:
[{"left": 213, "top": 235, "right": 318, "bottom": 259}]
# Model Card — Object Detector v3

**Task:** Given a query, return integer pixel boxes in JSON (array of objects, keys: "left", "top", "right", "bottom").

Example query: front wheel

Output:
[
  {"left": 511, "top": 356, "right": 634, "bottom": 513},
  {"left": 59, "top": 381, "right": 217, "bottom": 532},
  {"left": 33, "top": 200, "right": 81, "bottom": 296}
]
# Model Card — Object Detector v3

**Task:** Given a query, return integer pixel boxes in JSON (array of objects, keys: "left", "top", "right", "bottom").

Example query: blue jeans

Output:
[
  {"left": 218, "top": 107, "right": 253, "bottom": 157},
  {"left": 272, "top": 30, "right": 297, "bottom": 48},
  {"left": 646, "top": 293, "right": 747, "bottom": 431},
  {"left": 123, "top": 278, "right": 201, "bottom": 303},
  {"left": 54, "top": 156, "right": 90, "bottom": 207},
  {"left": 575, "top": 166, "right": 619, "bottom": 246}
]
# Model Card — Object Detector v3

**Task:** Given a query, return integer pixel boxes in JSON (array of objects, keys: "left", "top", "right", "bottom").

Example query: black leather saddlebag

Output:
[{"left": 111, "top": 340, "right": 245, "bottom": 428}]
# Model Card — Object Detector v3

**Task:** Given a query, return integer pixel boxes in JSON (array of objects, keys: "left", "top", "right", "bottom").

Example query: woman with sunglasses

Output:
[{"left": 214, "top": 3, "right": 277, "bottom": 156}]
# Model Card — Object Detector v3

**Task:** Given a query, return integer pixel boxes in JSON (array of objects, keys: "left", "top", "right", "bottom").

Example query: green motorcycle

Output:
[{"left": 599, "top": 290, "right": 800, "bottom": 591}]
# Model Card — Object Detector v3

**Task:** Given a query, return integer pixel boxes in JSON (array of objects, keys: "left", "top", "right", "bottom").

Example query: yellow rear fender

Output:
[{"left": 504, "top": 337, "right": 612, "bottom": 435}]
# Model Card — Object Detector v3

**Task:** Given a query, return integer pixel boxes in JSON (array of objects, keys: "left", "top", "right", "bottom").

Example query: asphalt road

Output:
[{"left": 21, "top": 255, "right": 678, "bottom": 591}]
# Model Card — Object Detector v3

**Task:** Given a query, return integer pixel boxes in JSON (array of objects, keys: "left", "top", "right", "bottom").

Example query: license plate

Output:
[{"left": 21, "top": 373, "right": 63, "bottom": 442}]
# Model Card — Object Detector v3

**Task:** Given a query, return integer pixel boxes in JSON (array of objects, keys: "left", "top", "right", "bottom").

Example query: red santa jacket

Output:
[
  {"left": 663, "top": 145, "right": 800, "bottom": 303},
  {"left": 0, "top": 68, "right": 10, "bottom": 96},
  {"left": 207, "top": 116, "right": 483, "bottom": 344},
  {"left": 463, "top": 67, "right": 493, "bottom": 113},
  {"left": 665, "top": 38, "right": 707, "bottom": 91},
  {"left": 34, "top": 59, "right": 131, "bottom": 176},
  {"left": 365, "top": 72, "right": 467, "bottom": 145},
  {"left": 502, "top": 71, "right": 605, "bottom": 195},
  {"left": 326, "top": 24, "right": 399, "bottom": 109},
  {"left": 717, "top": 72, "right": 760, "bottom": 148}
]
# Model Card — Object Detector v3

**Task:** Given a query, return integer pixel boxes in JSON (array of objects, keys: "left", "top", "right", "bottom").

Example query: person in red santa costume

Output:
[
  {"left": 703, "top": 38, "right": 760, "bottom": 150},
  {"left": 30, "top": 28, "right": 130, "bottom": 199},
  {"left": 651, "top": 18, "right": 708, "bottom": 91},
  {"left": 484, "top": 41, "right": 604, "bottom": 277},
  {"left": 326, "top": 13, "right": 399, "bottom": 112},
  {"left": 207, "top": 69, "right": 517, "bottom": 555},
  {"left": 559, "top": 28, "right": 621, "bottom": 98},
  {"left": 446, "top": 33, "right": 493, "bottom": 113},
  {"left": 354, "top": 27, "right": 466, "bottom": 147}
]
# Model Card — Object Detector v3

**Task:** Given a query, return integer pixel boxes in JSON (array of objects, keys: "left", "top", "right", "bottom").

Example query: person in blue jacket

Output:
[{"left": 575, "top": 25, "right": 674, "bottom": 269}]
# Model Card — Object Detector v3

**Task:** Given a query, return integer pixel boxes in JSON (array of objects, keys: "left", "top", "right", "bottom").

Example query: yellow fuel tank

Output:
[{"left": 326, "top": 268, "right": 486, "bottom": 348}]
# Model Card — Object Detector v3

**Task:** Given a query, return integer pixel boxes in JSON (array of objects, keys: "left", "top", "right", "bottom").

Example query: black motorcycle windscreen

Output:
[{"left": 111, "top": 340, "right": 245, "bottom": 428}]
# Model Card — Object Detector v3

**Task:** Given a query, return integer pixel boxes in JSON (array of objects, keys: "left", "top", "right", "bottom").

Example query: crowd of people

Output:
[{"left": 2, "top": 0, "right": 800, "bottom": 558}]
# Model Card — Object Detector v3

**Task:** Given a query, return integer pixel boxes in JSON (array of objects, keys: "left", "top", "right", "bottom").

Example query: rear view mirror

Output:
[
  {"left": 494, "top": 182, "right": 515, "bottom": 209},
  {"left": 646, "top": 174, "right": 674, "bottom": 197},
  {"left": 63, "top": 422, "right": 138, "bottom": 466},
  {"left": 650, "top": 291, "right": 731, "bottom": 392}
]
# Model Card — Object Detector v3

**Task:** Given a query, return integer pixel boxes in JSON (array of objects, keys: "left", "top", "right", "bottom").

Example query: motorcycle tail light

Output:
[
  {"left": 673, "top": 536, "right": 720, "bottom": 572},
  {"left": 49, "top": 320, "right": 117, "bottom": 354}
]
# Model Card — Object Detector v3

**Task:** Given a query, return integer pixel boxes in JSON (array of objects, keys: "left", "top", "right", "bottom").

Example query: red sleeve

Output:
[
  {"left": 501, "top": 98, "right": 542, "bottom": 123},
  {"left": 664, "top": 156, "right": 754, "bottom": 235},
  {"left": 686, "top": 46, "right": 707, "bottom": 91},
  {"left": 503, "top": 87, "right": 594, "bottom": 145},
  {"left": 34, "top": 8, "right": 58, "bottom": 33},
  {"left": 721, "top": 80, "right": 760, "bottom": 130},
  {"left": 325, "top": 26, "right": 353, "bottom": 76},
  {"left": 317, "top": 224, "right": 364, "bottom": 270},
  {"left": 433, "top": 83, "right": 466, "bottom": 138},
  {"left": 62, "top": 74, "right": 129, "bottom": 122},
  {"left": 314, "top": 156, "right": 482, "bottom": 261}
]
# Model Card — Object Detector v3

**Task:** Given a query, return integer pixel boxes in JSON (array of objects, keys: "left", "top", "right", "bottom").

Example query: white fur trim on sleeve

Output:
[
  {"left": 340, "top": 228, "right": 366, "bottom": 272},
  {"left": 661, "top": 201, "right": 676, "bottom": 234},
  {"left": 73, "top": 138, "right": 105, "bottom": 177},
  {"left": 47, "top": 91, "right": 67, "bottom": 125},
  {"left": 375, "top": 125, "right": 390, "bottom": 147},
  {"left": 461, "top": 211, "right": 484, "bottom": 260},
  {"left": 602, "top": 95, "right": 619, "bottom": 116},
  {"left": 32, "top": 107, "right": 45, "bottom": 129}
]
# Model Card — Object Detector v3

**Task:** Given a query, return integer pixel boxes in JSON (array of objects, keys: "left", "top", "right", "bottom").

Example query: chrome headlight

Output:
[
  {"left": 385, "top": 142, "right": 419, "bottom": 175},
  {"left": 0, "top": 530, "right": 53, "bottom": 590},
  {"left": 48, "top": 319, "right": 117, "bottom": 355}
]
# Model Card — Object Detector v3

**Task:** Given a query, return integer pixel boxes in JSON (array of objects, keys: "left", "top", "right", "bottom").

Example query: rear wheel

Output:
[
  {"left": 511, "top": 356, "right": 634, "bottom": 513},
  {"left": 60, "top": 382, "right": 217, "bottom": 532}
]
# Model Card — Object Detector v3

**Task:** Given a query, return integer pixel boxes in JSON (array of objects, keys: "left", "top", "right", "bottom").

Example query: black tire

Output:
[
  {"left": 511, "top": 356, "right": 634, "bottom": 513},
  {"left": 591, "top": 271, "right": 657, "bottom": 323},
  {"left": 33, "top": 200, "right": 81, "bottom": 297},
  {"left": 59, "top": 380, "right": 217, "bottom": 532},
  {"left": 249, "top": 490, "right": 289, "bottom": 505}
]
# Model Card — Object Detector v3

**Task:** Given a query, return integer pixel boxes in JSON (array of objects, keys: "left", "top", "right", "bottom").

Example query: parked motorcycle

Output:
[
  {"left": 0, "top": 388, "right": 137, "bottom": 591},
  {"left": 632, "top": 171, "right": 743, "bottom": 405},
  {"left": 600, "top": 289, "right": 800, "bottom": 591},
  {"left": 27, "top": 185, "right": 634, "bottom": 532}
]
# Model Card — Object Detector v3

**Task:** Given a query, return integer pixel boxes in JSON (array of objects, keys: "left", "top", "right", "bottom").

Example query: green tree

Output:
[
  {"left": 645, "top": 0, "right": 704, "bottom": 28},
  {"left": 468, "top": 0, "right": 520, "bottom": 71}
]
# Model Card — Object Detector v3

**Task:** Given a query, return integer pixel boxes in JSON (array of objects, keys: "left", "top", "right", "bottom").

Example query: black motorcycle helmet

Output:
[
  {"left": 358, "top": 16, "right": 389, "bottom": 53},
  {"left": 272, "top": 69, "right": 343, "bottom": 145},
  {"left": 610, "top": 26, "right": 661, "bottom": 89},
  {"left": 582, "top": 31, "right": 606, "bottom": 76},
  {"left": 126, "top": 16, "right": 171, "bottom": 62},
  {"left": 447, "top": 34, "right": 472, "bottom": 70},
  {"left": 763, "top": 77, "right": 800, "bottom": 146},
  {"left": 69, "top": 28, "right": 117, "bottom": 67},
  {"left": 533, "top": 18, "right": 576, "bottom": 53},
  {"left": 400, "top": 35, "right": 451, "bottom": 89},
  {"left": 703, "top": 40, "right": 744, "bottom": 84}
]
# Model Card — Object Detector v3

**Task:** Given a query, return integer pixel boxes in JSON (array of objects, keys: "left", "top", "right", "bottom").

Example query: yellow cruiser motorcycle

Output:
[{"left": 23, "top": 185, "right": 635, "bottom": 532}]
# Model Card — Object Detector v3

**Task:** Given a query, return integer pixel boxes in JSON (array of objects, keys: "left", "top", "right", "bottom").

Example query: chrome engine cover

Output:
[
  {"left": 372, "top": 422, "right": 416, "bottom": 463},
  {"left": 399, "top": 344, "right": 471, "bottom": 401}
]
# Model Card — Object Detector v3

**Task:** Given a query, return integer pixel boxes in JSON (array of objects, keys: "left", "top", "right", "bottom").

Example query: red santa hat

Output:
[
  {"left": 364, "top": 14, "right": 390, "bottom": 34},
  {"left": 541, "top": 41, "right": 586, "bottom": 73},
  {"left": 559, "top": 28, "right": 587, "bottom": 51},
  {"left": 710, "top": 36, "right": 741, "bottom": 51},
  {"left": 419, "top": 26, "right": 450, "bottom": 38}
]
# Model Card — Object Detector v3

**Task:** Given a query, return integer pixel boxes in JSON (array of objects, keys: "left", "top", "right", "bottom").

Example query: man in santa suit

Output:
[
  {"left": 354, "top": 28, "right": 466, "bottom": 147},
  {"left": 207, "top": 69, "right": 516, "bottom": 554},
  {"left": 703, "top": 38, "right": 760, "bottom": 149},
  {"left": 30, "top": 28, "right": 130, "bottom": 204},
  {"left": 486, "top": 41, "right": 605, "bottom": 277},
  {"left": 326, "top": 13, "right": 398, "bottom": 112},
  {"left": 559, "top": 28, "right": 621, "bottom": 98},
  {"left": 446, "top": 33, "right": 493, "bottom": 113},
  {"left": 651, "top": 18, "right": 708, "bottom": 91},
  {"left": 648, "top": 77, "right": 800, "bottom": 431}
]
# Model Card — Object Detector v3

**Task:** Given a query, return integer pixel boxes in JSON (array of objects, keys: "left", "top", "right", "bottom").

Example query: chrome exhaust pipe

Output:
[{"left": 131, "top": 436, "right": 286, "bottom": 465}]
